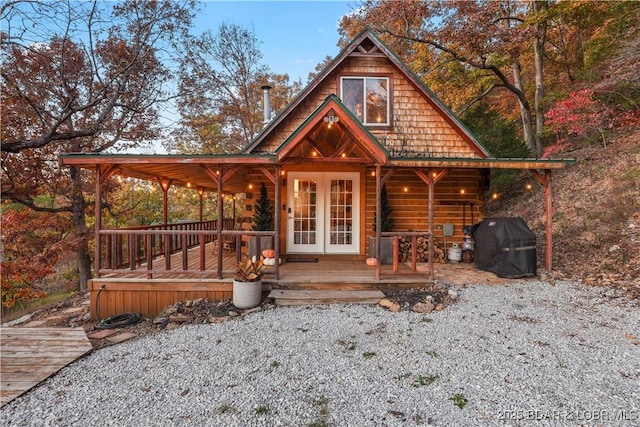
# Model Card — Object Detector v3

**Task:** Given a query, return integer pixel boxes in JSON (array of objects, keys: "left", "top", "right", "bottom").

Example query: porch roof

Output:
[
  {"left": 388, "top": 156, "right": 575, "bottom": 170},
  {"left": 61, "top": 153, "right": 275, "bottom": 193},
  {"left": 61, "top": 152, "right": 574, "bottom": 193}
]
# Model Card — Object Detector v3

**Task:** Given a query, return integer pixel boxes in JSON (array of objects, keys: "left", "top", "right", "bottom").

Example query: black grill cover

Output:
[{"left": 471, "top": 217, "right": 537, "bottom": 278}]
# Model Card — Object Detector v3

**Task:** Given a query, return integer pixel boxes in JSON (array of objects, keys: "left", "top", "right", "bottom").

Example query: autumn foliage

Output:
[
  {"left": 544, "top": 89, "right": 613, "bottom": 149},
  {"left": 1, "top": 206, "right": 71, "bottom": 309}
]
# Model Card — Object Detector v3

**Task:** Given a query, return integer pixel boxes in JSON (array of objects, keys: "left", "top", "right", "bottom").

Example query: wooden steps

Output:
[{"left": 268, "top": 289, "right": 385, "bottom": 306}]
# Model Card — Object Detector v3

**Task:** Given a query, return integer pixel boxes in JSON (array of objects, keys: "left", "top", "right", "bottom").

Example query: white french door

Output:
[{"left": 287, "top": 172, "right": 360, "bottom": 254}]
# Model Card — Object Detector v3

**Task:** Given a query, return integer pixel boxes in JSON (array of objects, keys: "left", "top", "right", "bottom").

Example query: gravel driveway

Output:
[{"left": 2, "top": 280, "right": 639, "bottom": 426}]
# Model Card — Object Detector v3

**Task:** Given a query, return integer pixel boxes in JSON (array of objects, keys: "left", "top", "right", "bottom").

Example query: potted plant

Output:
[
  {"left": 232, "top": 257, "right": 265, "bottom": 309},
  {"left": 370, "top": 184, "right": 394, "bottom": 264},
  {"left": 249, "top": 182, "right": 274, "bottom": 258}
]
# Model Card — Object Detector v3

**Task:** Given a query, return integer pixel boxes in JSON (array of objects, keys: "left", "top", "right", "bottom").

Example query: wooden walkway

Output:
[{"left": 0, "top": 327, "right": 93, "bottom": 406}]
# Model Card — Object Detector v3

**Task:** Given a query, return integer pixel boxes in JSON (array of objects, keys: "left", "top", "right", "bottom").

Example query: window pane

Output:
[
  {"left": 342, "top": 78, "right": 364, "bottom": 121},
  {"left": 365, "top": 78, "right": 388, "bottom": 124}
]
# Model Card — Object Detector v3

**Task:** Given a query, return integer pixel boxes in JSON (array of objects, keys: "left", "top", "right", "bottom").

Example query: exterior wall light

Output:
[{"left": 323, "top": 113, "right": 339, "bottom": 128}]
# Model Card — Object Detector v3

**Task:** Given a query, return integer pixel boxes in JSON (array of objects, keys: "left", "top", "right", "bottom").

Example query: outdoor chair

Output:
[{"left": 213, "top": 222, "right": 242, "bottom": 253}]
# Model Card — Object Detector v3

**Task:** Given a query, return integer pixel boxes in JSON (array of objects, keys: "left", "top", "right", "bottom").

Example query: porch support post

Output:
[
  {"left": 531, "top": 169, "right": 553, "bottom": 272},
  {"left": 427, "top": 175, "right": 435, "bottom": 281},
  {"left": 375, "top": 165, "right": 382, "bottom": 280},
  {"left": 158, "top": 180, "right": 170, "bottom": 225},
  {"left": 94, "top": 167, "right": 102, "bottom": 279},
  {"left": 158, "top": 180, "right": 171, "bottom": 270},
  {"left": 415, "top": 169, "right": 447, "bottom": 281},
  {"left": 198, "top": 188, "right": 205, "bottom": 271},
  {"left": 274, "top": 165, "right": 281, "bottom": 280},
  {"left": 217, "top": 166, "right": 224, "bottom": 279}
]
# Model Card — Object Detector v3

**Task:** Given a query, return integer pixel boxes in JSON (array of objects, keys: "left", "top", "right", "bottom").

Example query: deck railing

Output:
[
  {"left": 95, "top": 223, "right": 431, "bottom": 280},
  {"left": 96, "top": 219, "right": 280, "bottom": 279}
]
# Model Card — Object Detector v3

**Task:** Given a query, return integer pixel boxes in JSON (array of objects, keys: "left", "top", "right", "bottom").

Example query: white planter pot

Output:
[{"left": 232, "top": 280, "right": 263, "bottom": 309}]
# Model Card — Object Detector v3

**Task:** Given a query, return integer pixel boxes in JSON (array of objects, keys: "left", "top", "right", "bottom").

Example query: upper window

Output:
[{"left": 341, "top": 77, "right": 390, "bottom": 126}]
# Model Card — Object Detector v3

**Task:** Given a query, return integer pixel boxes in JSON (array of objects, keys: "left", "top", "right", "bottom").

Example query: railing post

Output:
[
  {"left": 164, "top": 225, "right": 171, "bottom": 271},
  {"left": 128, "top": 233, "right": 136, "bottom": 270},
  {"left": 115, "top": 235, "right": 122, "bottom": 269},
  {"left": 393, "top": 237, "right": 399, "bottom": 273},
  {"left": 146, "top": 233, "right": 153, "bottom": 279},
  {"left": 200, "top": 232, "right": 206, "bottom": 271},
  {"left": 256, "top": 234, "right": 262, "bottom": 261},
  {"left": 411, "top": 235, "right": 418, "bottom": 272},
  {"left": 105, "top": 234, "right": 112, "bottom": 269},
  {"left": 182, "top": 234, "right": 188, "bottom": 270},
  {"left": 235, "top": 233, "right": 242, "bottom": 263}
]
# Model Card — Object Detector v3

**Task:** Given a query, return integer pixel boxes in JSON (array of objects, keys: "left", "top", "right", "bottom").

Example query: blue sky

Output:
[{"left": 194, "top": 0, "right": 358, "bottom": 82}]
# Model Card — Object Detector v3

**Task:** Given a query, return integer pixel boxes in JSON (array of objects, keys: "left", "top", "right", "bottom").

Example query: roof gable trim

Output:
[{"left": 275, "top": 95, "right": 389, "bottom": 165}]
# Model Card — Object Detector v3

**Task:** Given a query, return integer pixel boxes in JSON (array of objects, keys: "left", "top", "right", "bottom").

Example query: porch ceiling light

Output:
[{"left": 323, "top": 113, "right": 339, "bottom": 128}]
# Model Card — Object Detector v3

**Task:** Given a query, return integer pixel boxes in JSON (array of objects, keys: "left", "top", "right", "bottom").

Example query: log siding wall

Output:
[{"left": 365, "top": 168, "right": 486, "bottom": 246}]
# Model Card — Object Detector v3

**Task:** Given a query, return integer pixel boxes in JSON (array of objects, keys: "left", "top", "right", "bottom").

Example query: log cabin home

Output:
[{"left": 62, "top": 29, "right": 574, "bottom": 318}]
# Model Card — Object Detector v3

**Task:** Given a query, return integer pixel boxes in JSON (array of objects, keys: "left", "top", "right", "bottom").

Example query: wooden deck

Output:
[
  {"left": 88, "top": 241, "right": 472, "bottom": 319},
  {"left": 0, "top": 327, "right": 93, "bottom": 406},
  {"left": 100, "top": 241, "right": 434, "bottom": 283}
]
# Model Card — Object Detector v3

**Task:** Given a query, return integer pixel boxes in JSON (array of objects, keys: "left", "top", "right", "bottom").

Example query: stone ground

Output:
[{"left": 6, "top": 261, "right": 635, "bottom": 351}]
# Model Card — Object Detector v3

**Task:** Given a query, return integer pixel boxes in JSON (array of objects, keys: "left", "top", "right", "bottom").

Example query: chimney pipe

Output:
[{"left": 261, "top": 85, "right": 272, "bottom": 125}]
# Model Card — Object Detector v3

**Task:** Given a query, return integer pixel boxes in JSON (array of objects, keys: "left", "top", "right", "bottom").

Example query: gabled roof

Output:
[
  {"left": 275, "top": 94, "right": 389, "bottom": 164},
  {"left": 244, "top": 28, "right": 492, "bottom": 158}
]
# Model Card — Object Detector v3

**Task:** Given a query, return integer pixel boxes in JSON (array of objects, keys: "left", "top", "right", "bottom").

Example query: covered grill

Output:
[{"left": 472, "top": 217, "right": 537, "bottom": 278}]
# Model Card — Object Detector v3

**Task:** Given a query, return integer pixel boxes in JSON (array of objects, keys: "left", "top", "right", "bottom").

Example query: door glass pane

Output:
[
  {"left": 293, "top": 179, "right": 317, "bottom": 245},
  {"left": 329, "top": 179, "right": 353, "bottom": 245}
]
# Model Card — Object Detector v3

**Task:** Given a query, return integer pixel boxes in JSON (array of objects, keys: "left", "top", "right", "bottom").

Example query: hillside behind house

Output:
[{"left": 486, "top": 127, "right": 640, "bottom": 297}]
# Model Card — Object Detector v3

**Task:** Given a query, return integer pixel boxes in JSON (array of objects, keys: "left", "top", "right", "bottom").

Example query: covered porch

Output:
[{"left": 61, "top": 154, "right": 572, "bottom": 320}]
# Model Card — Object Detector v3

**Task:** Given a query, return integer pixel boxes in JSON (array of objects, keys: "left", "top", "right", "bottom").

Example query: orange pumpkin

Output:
[
  {"left": 366, "top": 257, "right": 377, "bottom": 266},
  {"left": 262, "top": 249, "right": 275, "bottom": 258}
]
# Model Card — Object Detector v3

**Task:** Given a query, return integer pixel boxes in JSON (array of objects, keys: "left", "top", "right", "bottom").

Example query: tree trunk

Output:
[
  {"left": 533, "top": 0, "right": 548, "bottom": 158},
  {"left": 70, "top": 166, "right": 92, "bottom": 292},
  {"left": 512, "top": 61, "right": 540, "bottom": 156}
]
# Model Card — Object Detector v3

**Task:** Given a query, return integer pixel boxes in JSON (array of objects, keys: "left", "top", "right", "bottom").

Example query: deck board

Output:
[{"left": 0, "top": 327, "right": 93, "bottom": 407}]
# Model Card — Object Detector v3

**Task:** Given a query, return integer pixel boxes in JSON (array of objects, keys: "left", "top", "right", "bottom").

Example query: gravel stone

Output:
[{"left": 1, "top": 280, "right": 639, "bottom": 426}]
